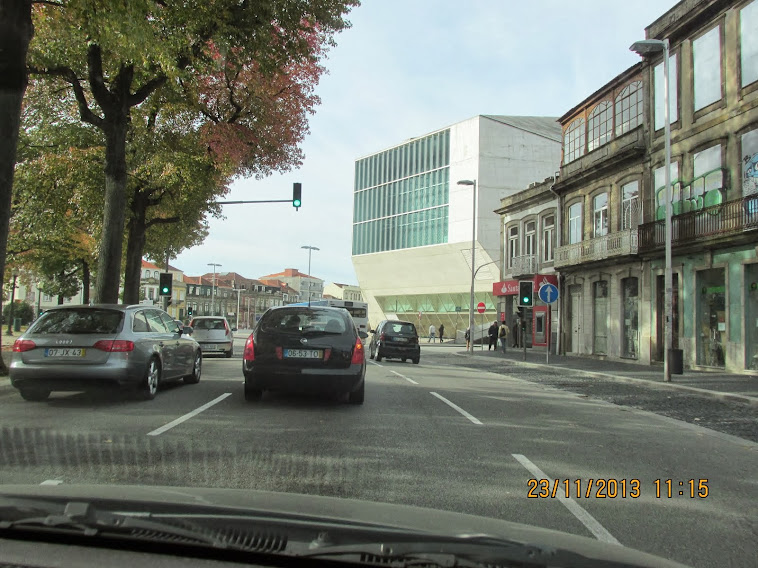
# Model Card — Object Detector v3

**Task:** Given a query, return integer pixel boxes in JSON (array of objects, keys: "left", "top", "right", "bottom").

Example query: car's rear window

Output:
[
  {"left": 191, "top": 319, "right": 226, "bottom": 330},
  {"left": 386, "top": 322, "right": 416, "bottom": 335},
  {"left": 260, "top": 308, "right": 348, "bottom": 334},
  {"left": 29, "top": 309, "right": 124, "bottom": 335}
]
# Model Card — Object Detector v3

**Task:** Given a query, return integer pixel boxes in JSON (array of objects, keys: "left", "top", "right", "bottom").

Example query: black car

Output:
[
  {"left": 242, "top": 306, "right": 367, "bottom": 404},
  {"left": 369, "top": 319, "right": 420, "bottom": 364}
]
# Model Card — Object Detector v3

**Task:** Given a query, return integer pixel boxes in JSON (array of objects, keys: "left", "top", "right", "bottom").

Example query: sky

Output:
[{"left": 174, "top": 0, "right": 681, "bottom": 285}]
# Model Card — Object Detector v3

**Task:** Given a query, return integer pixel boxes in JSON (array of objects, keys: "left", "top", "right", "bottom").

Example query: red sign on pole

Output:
[{"left": 476, "top": 302, "right": 486, "bottom": 314}]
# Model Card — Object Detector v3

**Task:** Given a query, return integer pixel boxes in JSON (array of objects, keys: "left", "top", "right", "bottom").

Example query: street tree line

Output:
[{"left": 0, "top": 0, "right": 359, "bottom": 374}]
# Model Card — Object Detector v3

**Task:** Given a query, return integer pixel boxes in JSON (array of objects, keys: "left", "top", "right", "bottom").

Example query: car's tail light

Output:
[
  {"left": 94, "top": 340, "right": 135, "bottom": 352},
  {"left": 243, "top": 335, "right": 255, "bottom": 361},
  {"left": 323, "top": 348, "right": 332, "bottom": 362},
  {"left": 224, "top": 320, "right": 231, "bottom": 337},
  {"left": 351, "top": 338, "right": 365, "bottom": 364},
  {"left": 380, "top": 332, "right": 386, "bottom": 342},
  {"left": 275, "top": 346, "right": 283, "bottom": 360},
  {"left": 12, "top": 339, "right": 36, "bottom": 352}
]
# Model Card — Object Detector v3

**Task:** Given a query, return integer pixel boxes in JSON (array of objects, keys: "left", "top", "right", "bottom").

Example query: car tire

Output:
[
  {"left": 138, "top": 357, "right": 161, "bottom": 401},
  {"left": 348, "top": 381, "right": 364, "bottom": 405},
  {"left": 244, "top": 385, "right": 262, "bottom": 402},
  {"left": 19, "top": 388, "right": 51, "bottom": 402},
  {"left": 375, "top": 350, "right": 382, "bottom": 362},
  {"left": 369, "top": 347, "right": 375, "bottom": 360},
  {"left": 412, "top": 357, "right": 419, "bottom": 364},
  {"left": 184, "top": 350, "right": 202, "bottom": 384}
]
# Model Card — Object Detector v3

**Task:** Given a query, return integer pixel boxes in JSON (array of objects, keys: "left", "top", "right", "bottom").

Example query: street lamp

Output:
[
  {"left": 6, "top": 267, "right": 19, "bottom": 336},
  {"left": 630, "top": 38, "right": 672, "bottom": 382},
  {"left": 207, "top": 263, "right": 221, "bottom": 316},
  {"left": 301, "top": 245, "right": 320, "bottom": 307},
  {"left": 457, "top": 179, "right": 477, "bottom": 353},
  {"left": 233, "top": 288, "right": 243, "bottom": 330}
]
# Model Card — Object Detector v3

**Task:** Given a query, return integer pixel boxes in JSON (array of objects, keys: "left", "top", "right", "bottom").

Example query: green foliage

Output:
[{"left": 3, "top": 301, "right": 35, "bottom": 326}]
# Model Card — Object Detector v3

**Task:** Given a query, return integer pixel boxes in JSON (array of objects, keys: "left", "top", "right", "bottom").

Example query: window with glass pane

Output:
[
  {"left": 587, "top": 101, "right": 613, "bottom": 151},
  {"left": 621, "top": 181, "right": 640, "bottom": 230},
  {"left": 593, "top": 193, "right": 608, "bottom": 237},
  {"left": 524, "top": 221, "right": 536, "bottom": 257},
  {"left": 615, "top": 81, "right": 643, "bottom": 136},
  {"left": 542, "top": 216, "right": 554, "bottom": 262},
  {"left": 563, "top": 118, "right": 585, "bottom": 162},
  {"left": 654, "top": 55, "right": 678, "bottom": 130},
  {"left": 508, "top": 227, "right": 519, "bottom": 268},
  {"left": 742, "top": 1, "right": 758, "bottom": 86},
  {"left": 693, "top": 26, "right": 722, "bottom": 110},
  {"left": 568, "top": 202, "right": 582, "bottom": 244},
  {"left": 742, "top": 129, "right": 758, "bottom": 196},
  {"left": 654, "top": 162, "right": 680, "bottom": 220}
]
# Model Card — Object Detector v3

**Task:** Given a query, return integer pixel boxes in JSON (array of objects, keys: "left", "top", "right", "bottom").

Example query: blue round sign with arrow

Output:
[{"left": 538, "top": 283, "right": 559, "bottom": 304}]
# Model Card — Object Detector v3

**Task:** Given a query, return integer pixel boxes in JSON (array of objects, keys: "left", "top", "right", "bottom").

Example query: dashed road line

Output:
[
  {"left": 390, "top": 370, "right": 418, "bottom": 385},
  {"left": 40, "top": 479, "right": 63, "bottom": 486},
  {"left": 512, "top": 453, "right": 620, "bottom": 545},
  {"left": 147, "top": 393, "right": 232, "bottom": 436},
  {"left": 430, "top": 392, "right": 483, "bottom": 425}
]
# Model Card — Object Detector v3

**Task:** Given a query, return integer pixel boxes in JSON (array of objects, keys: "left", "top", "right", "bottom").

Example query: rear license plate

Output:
[
  {"left": 45, "top": 348, "right": 85, "bottom": 357},
  {"left": 394, "top": 337, "right": 408, "bottom": 343},
  {"left": 284, "top": 349, "right": 323, "bottom": 359},
  {"left": 202, "top": 344, "right": 220, "bottom": 350}
]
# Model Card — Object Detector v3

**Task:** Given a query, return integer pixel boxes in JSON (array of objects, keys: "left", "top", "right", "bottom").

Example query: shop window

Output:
[
  {"left": 593, "top": 281, "right": 608, "bottom": 355},
  {"left": 622, "top": 277, "right": 639, "bottom": 359},
  {"left": 696, "top": 268, "right": 726, "bottom": 368}
]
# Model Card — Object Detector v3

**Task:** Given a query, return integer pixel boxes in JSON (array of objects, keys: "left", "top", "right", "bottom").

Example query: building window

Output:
[
  {"left": 593, "top": 193, "right": 608, "bottom": 238},
  {"left": 148, "top": 288, "right": 154, "bottom": 300},
  {"left": 696, "top": 268, "right": 726, "bottom": 368},
  {"left": 564, "top": 117, "right": 585, "bottom": 163},
  {"left": 614, "top": 81, "right": 643, "bottom": 136},
  {"left": 742, "top": 129, "right": 758, "bottom": 196},
  {"left": 692, "top": 144, "right": 723, "bottom": 210},
  {"left": 742, "top": 0, "right": 758, "bottom": 87},
  {"left": 524, "top": 221, "right": 536, "bottom": 257},
  {"left": 593, "top": 280, "right": 608, "bottom": 355},
  {"left": 654, "top": 54, "right": 678, "bottom": 130},
  {"left": 144, "top": 270, "right": 150, "bottom": 278},
  {"left": 654, "top": 162, "right": 680, "bottom": 220},
  {"left": 154, "top": 271, "right": 159, "bottom": 279},
  {"left": 621, "top": 181, "right": 641, "bottom": 230},
  {"left": 587, "top": 101, "right": 612, "bottom": 152},
  {"left": 508, "top": 226, "right": 519, "bottom": 268},
  {"left": 568, "top": 202, "right": 582, "bottom": 244},
  {"left": 542, "top": 216, "right": 554, "bottom": 262},
  {"left": 622, "top": 277, "right": 639, "bottom": 359},
  {"left": 693, "top": 26, "right": 722, "bottom": 111}
]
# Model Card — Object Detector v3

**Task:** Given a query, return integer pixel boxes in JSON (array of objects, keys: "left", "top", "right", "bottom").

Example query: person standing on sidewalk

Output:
[
  {"left": 428, "top": 323, "right": 436, "bottom": 343},
  {"left": 438, "top": 324, "right": 445, "bottom": 343},
  {"left": 465, "top": 327, "right": 471, "bottom": 350},
  {"left": 487, "top": 321, "right": 499, "bottom": 351},
  {"left": 498, "top": 322, "right": 509, "bottom": 353}
]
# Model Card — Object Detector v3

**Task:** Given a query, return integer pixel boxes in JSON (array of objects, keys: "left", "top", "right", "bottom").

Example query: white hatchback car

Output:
[{"left": 188, "top": 317, "right": 234, "bottom": 358}]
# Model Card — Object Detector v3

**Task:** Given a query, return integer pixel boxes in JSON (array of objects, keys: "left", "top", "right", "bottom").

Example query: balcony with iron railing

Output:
[
  {"left": 505, "top": 254, "right": 538, "bottom": 277},
  {"left": 638, "top": 194, "right": 758, "bottom": 252},
  {"left": 554, "top": 229, "right": 639, "bottom": 268}
]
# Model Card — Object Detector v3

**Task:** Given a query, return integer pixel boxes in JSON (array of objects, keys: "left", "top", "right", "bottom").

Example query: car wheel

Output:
[
  {"left": 184, "top": 350, "right": 202, "bottom": 384},
  {"left": 369, "top": 347, "right": 375, "bottom": 360},
  {"left": 244, "top": 385, "right": 262, "bottom": 402},
  {"left": 19, "top": 388, "right": 51, "bottom": 402},
  {"left": 375, "top": 350, "right": 382, "bottom": 362},
  {"left": 139, "top": 357, "right": 161, "bottom": 400},
  {"left": 412, "top": 357, "right": 419, "bottom": 364},
  {"left": 348, "top": 381, "right": 364, "bottom": 405}
]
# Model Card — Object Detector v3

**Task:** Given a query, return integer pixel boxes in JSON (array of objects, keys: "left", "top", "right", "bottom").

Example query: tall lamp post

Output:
[
  {"left": 630, "top": 38, "right": 673, "bottom": 382},
  {"left": 457, "top": 179, "right": 477, "bottom": 353},
  {"left": 6, "top": 268, "right": 19, "bottom": 336},
  {"left": 233, "top": 288, "right": 243, "bottom": 330},
  {"left": 207, "top": 263, "right": 221, "bottom": 316},
  {"left": 301, "top": 245, "right": 319, "bottom": 307}
]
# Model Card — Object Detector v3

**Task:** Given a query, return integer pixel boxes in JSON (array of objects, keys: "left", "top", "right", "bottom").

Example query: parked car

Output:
[
  {"left": 9, "top": 304, "right": 202, "bottom": 401},
  {"left": 188, "top": 316, "right": 234, "bottom": 357},
  {"left": 369, "top": 319, "right": 420, "bottom": 364},
  {"left": 242, "top": 306, "right": 367, "bottom": 404}
]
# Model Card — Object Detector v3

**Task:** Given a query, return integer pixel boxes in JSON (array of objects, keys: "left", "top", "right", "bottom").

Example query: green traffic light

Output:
[
  {"left": 293, "top": 199, "right": 301, "bottom": 207},
  {"left": 162, "top": 287, "right": 169, "bottom": 294}
]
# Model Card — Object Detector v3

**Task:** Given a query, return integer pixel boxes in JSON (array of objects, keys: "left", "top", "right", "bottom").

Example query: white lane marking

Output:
[
  {"left": 147, "top": 393, "right": 232, "bottom": 436},
  {"left": 511, "top": 454, "right": 620, "bottom": 545},
  {"left": 390, "top": 370, "right": 418, "bottom": 385},
  {"left": 369, "top": 360, "right": 382, "bottom": 366},
  {"left": 430, "top": 392, "right": 483, "bottom": 425},
  {"left": 40, "top": 479, "right": 63, "bottom": 485}
]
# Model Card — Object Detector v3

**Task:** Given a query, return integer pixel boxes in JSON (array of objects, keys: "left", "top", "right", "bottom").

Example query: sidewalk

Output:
[{"left": 421, "top": 340, "right": 758, "bottom": 405}]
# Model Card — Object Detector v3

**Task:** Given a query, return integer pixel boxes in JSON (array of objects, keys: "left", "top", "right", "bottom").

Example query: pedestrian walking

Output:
[
  {"left": 512, "top": 321, "right": 519, "bottom": 348},
  {"left": 487, "top": 321, "right": 499, "bottom": 351},
  {"left": 465, "top": 327, "right": 471, "bottom": 350},
  {"left": 428, "top": 323, "right": 436, "bottom": 343},
  {"left": 438, "top": 324, "right": 445, "bottom": 343},
  {"left": 498, "top": 322, "right": 509, "bottom": 353}
]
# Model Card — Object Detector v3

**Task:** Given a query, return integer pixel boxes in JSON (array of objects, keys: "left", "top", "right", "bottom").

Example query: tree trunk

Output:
[
  {"left": 123, "top": 191, "right": 148, "bottom": 305},
  {"left": 81, "top": 259, "right": 90, "bottom": 304},
  {"left": 0, "top": 0, "right": 33, "bottom": 376},
  {"left": 93, "top": 119, "right": 129, "bottom": 304}
]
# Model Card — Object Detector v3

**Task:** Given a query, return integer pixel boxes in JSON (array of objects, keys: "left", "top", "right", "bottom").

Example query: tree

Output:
[
  {"left": 28, "top": 0, "right": 359, "bottom": 305},
  {"left": 3, "top": 301, "right": 34, "bottom": 326}
]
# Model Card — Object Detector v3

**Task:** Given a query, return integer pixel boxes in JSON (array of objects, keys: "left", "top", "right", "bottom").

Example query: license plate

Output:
[
  {"left": 45, "top": 348, "right": 85, "bottom": 357},
  {"left": 393, "top": 337, "right": 408, "bottom": 343},
  {"left": 202, "top": 344, "right": 220, "bottom": 350},
  {"left": 284, "top": 349, "right": 323, "bottom": 359}
]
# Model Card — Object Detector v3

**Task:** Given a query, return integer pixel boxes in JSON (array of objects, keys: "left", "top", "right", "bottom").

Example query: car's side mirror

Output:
[
  {"left": 359, "top": 331, "right": 369, "bottom": 340},
  {"left": 183, "top": 326, "right": 194, "bottom": 335}
]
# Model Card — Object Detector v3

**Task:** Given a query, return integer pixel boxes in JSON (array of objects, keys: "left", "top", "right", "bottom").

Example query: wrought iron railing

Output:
[
  {"left": 554, "top": 229, "right": 638, "bottom": 268},
  {"left": 638, "top": 194, "right": 758, "bottom": 252},
  {"left": 507, "top": 255, "right": 538, "bottom": 276}
]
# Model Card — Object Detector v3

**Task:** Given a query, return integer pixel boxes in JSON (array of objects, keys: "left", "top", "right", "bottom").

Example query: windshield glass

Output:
[{"left": 3, "top": 2, "right": 757, "bottom": 568}]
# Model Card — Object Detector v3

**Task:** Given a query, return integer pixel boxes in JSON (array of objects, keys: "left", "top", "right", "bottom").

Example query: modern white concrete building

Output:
[{"left": 352, "top": 115, "right": 562, "bottom": 339}]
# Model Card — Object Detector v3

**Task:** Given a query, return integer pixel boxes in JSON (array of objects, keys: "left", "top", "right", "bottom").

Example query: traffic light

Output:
[
  {"left": 518, "top": 280, "right": 533, "bottom": 307},
  {"left": 187, "top": 306, "right": 193, "bottom": 316},
  {"left": 159, "top": 272, "right": 172, "bottom": 296},
  {"left": 292, "top": 182, "right": 302, "bottom": 210}
]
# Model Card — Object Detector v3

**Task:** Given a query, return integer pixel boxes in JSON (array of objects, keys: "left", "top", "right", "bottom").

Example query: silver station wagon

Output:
[{"left": 9, "top": 305, "right": 202, "bottom": 401}]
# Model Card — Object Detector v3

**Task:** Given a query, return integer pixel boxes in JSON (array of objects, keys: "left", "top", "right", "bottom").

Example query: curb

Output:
[{"left": 453, "top": 352, "right": 758, "bottom": 407}]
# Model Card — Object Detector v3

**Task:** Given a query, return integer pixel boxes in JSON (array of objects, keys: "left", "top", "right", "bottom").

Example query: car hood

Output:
[{"left": 0, "top": 484, "right": 689, "bottom": 568}]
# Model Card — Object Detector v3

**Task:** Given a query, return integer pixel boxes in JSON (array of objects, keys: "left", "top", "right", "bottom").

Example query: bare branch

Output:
[
  {"left": 146, "top": 216, "right": 180, "bottom": 229},
  {"left": 28, "top": 65, "right": 104, "bottom": 128},
  {"left": 129, "top": 75, "right": 167, "bottom": 107}
]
